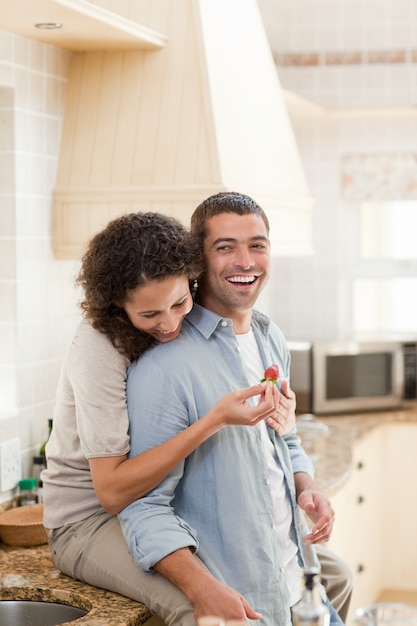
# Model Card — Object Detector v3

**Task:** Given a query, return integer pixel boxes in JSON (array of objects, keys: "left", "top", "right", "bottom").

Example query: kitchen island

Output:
[{"left": 1, "top": 408, "right": 417, "bottom": 625}]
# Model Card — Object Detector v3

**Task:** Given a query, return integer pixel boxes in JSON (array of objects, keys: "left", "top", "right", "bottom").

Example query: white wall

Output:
[
  {"left": 261, "top": 0, "right": 417, "bottom": 341},
  {"left": 0, "top": 32, "right": 80, "bottom": 492}
]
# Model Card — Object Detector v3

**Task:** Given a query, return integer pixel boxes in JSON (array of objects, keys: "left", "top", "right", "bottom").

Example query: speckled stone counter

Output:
[
  {"left": 0, "top": 542, "right": 152, "bottom": 625},
  {"left": 1, "top": 407, "right": 417, "bottom": 624},
  {"left": 298, "top": 406, "right": 417, "bottom": 496}
]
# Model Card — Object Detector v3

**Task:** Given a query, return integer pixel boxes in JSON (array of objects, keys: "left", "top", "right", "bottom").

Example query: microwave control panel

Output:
[{"left": 403, "top": 342, "right": 417, "bottom": 401}]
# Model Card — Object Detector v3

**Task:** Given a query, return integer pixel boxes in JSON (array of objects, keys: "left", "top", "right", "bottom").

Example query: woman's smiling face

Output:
[{"left": 121, "top": 275, "right": 193, "bottom": 343}]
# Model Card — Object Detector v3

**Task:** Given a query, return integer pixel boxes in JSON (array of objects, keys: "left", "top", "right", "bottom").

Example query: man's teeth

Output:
[{"left": 227, "top": 276, "right": 256, "bottom": 283}]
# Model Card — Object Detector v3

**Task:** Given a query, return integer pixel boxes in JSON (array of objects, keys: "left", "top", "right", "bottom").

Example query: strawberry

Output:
[{"left": 261, "top": 364, "right": 279, "bottom": 384}]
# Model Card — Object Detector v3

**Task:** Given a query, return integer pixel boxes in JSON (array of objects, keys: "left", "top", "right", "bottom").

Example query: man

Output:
[{"left": 119, "top": 192, "right": 348, "bottom": 625}]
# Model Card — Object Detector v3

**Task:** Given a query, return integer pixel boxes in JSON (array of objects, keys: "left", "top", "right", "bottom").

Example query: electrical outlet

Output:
[{"left": 0, "top": 438, "right": 22, "bottom": 492}]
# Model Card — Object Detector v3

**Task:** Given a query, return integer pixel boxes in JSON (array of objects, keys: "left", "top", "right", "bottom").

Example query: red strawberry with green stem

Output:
[{"left": 261, "top": 364, "right": 279, "bottom": 384}]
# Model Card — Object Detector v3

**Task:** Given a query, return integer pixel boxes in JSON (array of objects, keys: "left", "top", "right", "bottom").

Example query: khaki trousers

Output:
[
  {"left": 47, "top": 509, "right": 196, "bottom": 626},
  {"left": 47, "top": 511, "right": 352, "bottom": 625},
  {"left": 316, "top": 544, "right": 353, "bottom": 623}
]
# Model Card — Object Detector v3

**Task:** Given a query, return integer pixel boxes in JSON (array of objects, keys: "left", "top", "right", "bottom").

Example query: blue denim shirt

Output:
[{"left": 119, "top": 304, "right": 316, "bottom": 626}]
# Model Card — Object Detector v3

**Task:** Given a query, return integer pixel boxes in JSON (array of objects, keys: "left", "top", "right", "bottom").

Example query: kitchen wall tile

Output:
[
  {"left": 13, "top": 67, "right": 30, "bottom": 106},
  {"left": 1, "top": 282, "right": 17, "bottom": 323},
  {"left": 0, "top": 324, "right": 15, "bottom": 362},
  {"left": 0, "top": 31, "right": 12, "bottom": 60},
  {"left": 0, "top": 367, "right": 17, "bottom": 416},
  {"left": 0, "top": 63, "right": 14, "bottom": 87},
  {"left": 0, "top": 152, "right": 15, "bottom": 193},
  {"left": 13, "top": 153, "right": 31, "bottom": 193},
  {"left": 0, "top": 29, "right": 77, "bottom": 481},
  {"left": 0, "top": 197, "right": 15, "bottom": 237},
  {"left": 16, "top": 320, "right": 46, "bottom": 363},
  {"left": 13, "top": 34, "right": 29, "bottom": 68},
  {"left": 13, "top": 110, "right": 30, "bottom": 151},
  {"left": 0, "top": 240, "right": 16, "bottom": 279},
  {"left": 0, "top": 86, "right": 13, "bottom": 108},
  {"left": 0, "top": 111, "right": 14, "bottom": 151},
  {"left": 29, "top": 72, "right": 46, "bottom": 113},
  {"left": 15, "top": 196, "right": 49, "bottom": 238},
  {"left": 16, "top": 279, "right": 48, "bottom": 322},
  {"left": 28, "top": 39, "right": 45, "bottom": 72}
]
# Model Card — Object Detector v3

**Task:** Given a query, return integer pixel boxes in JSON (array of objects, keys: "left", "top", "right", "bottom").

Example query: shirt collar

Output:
[{"left": 186, "top": 303, "right": 270, "bottom": 339}]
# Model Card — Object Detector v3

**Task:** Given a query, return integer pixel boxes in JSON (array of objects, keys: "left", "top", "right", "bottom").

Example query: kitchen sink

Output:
[{"left": 0, "top": 599, "right": 87, "bottom": 625}]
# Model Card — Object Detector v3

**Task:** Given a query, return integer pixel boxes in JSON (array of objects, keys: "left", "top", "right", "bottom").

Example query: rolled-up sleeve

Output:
[
  {"left": 119, "top": 473, "right": 199, "bottom": 572},
  {"left": 117, "top": 356, "right": 199, "bottom": 572},
  {"left": 284, "top": 428, "right": 315, "bottom": 477}
]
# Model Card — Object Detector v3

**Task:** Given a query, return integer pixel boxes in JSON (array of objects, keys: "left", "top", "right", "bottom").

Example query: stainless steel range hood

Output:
[{"left": 51, "top": 0, "right": 313, "bottom": 258}]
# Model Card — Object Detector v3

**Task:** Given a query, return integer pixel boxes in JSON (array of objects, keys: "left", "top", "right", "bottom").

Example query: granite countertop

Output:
[
  {"left": 298, "top": 406, "right": 417, "bottom": 496},
  {"left": 1, "top": 407, "right": 417, "bottom": 624},
  {"left": 0, "top": 543, "right": 152, "bottom": 625}
]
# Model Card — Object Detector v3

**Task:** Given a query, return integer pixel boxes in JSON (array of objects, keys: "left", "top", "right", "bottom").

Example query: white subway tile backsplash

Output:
[
  {"left": 1, "top": 285, "right": 16, "bottom": 325},
  {"left": 0, "top": 197, "right": 15, "bottom": 237},
  {"left": 28, "top": 40, "right": 45, "bottom": 72},
  {"left": 0, "top": 32, "right": 76, "bottom": 471},
  {"left": 0, "top": 324, "right": 16, "bottom": 362},
  {"left": 0, "top": 241, "right": 16, "bottom": 280},
  {"left": 13, "top": 67, "right": 30, "bottom": 106},
  {"left": 0, "top": 154, "right": 15, "bottom": 194},
  {"left": 0, "top": 366, "right": 17, "bottom": 414},
  {"left": 13, "top": 153, "right": 31, "bottom": 192}
]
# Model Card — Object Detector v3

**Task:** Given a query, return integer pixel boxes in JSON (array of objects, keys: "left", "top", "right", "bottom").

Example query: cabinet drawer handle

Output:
[
  {"left": 357, "top": 563, "right": 365, "bottom": 574},
  {"left": 357, "top": 461, "right": 364, "bottom": 470},
  {"left": 357, "top": 495, "right": 365, "bottom": 504}
]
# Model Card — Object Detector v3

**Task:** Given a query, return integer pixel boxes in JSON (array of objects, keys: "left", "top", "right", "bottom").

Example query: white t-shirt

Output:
[{"left": 235, "top": 329, "right": 303, "bottom": 606}]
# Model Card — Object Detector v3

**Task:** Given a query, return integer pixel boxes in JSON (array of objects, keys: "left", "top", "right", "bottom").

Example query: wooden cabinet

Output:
[
  {"left": 327, "top": 425, "right": 386, "bottom": 623},
  {"left": 382, "top": 422, "right": 417, "bottom": 591}
]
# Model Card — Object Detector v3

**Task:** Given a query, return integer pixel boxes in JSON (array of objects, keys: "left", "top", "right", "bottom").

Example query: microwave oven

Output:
[{"left": 288, "top": 340, "right": 417, "bottom": 415}]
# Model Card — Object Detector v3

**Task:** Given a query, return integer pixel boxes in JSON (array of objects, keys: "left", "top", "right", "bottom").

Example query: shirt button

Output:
[
  {"left": 221, "top": 320, "right": 228, "bottom": 327},
  {"left": 265, "top": 478, "right": 270, "bottom": 486}
]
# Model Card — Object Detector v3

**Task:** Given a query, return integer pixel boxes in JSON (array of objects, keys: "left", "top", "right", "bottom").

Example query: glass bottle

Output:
[
  {"left": 18, "top": 478, "right": 38, "bottom": 506},
  {"left": 292, "top": 568, "right": 330, "bottom": 626},
  {"left": 39, "top": 418, "right": 53, "bottom": 465},
  {"left": 32, "top": 455, "right": 46, "bottom": 503}
]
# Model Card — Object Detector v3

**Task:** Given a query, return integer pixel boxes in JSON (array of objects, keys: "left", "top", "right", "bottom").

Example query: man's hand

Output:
[
  {"left": 192, "top": 576, "right": 261, "bottom": 623},
  {"left": 266, "top": 379, "right": 296, "bottom": 436},
  {"left": 294, "top": 473, "right": 335, "bottom": 544},
  {"left": 154, "top": 548, "right": 261, "bottom": 623}
]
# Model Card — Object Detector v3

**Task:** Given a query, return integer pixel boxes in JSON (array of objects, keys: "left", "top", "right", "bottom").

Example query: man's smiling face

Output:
[{"left": 197, "top": 212, "right": 271, "bottom": 323}]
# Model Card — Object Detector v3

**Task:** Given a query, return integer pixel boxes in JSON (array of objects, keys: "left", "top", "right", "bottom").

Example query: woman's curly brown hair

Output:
[{"left": 76, "top": 212, "right": 203, "bottom": 361}]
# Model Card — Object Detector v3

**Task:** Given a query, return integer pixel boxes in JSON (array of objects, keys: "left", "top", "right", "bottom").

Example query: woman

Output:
[{"left": 42, "top": 212, "right": 285, "bottom": 626}]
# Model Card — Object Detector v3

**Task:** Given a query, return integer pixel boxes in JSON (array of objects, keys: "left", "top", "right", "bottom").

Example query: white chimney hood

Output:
[{"left": 49, "top": 0, "right": 313, "bottom": 258}]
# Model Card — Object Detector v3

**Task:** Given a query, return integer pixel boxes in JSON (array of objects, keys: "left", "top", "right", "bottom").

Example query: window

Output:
[{"left": 351, "top": 201, "right": 417, "bottom": 336}]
